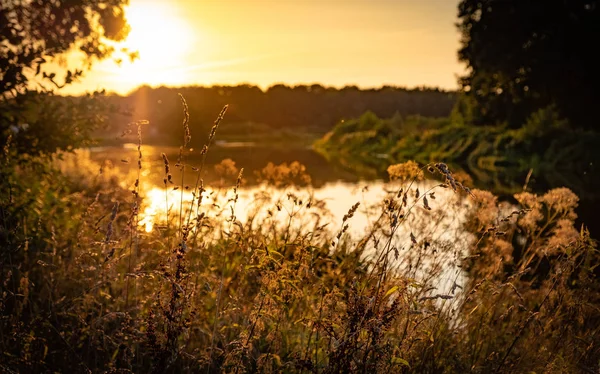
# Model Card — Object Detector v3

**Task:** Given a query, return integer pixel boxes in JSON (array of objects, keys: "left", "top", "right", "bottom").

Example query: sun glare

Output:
[{"left": 112, "top": 1, "right": 195, "bottom": 87}]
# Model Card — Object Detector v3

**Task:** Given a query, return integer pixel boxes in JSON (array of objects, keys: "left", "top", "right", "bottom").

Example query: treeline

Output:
[{"left": 103, "top": 84, "right": 456, "bottom": 145}]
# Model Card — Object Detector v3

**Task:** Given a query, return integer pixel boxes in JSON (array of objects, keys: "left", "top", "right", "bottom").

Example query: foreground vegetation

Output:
[
  {"left": 1, "top": 102, "right": 598, "bottom": 373},
  {"left": 2, "top": 1, "right": 599, "bottom": 370}
]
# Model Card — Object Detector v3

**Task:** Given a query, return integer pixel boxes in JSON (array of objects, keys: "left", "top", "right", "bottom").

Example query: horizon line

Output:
[{"left": 62, "top": 81, "right": 460, "bottom": 97}]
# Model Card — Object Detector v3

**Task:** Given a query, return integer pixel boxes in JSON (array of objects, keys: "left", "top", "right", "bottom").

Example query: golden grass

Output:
[{"left": 0, "top": 98, "right": 598, "bottom": 373}]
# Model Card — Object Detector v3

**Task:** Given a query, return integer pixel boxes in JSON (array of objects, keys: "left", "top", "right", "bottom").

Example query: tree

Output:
[
  {"left": 1, "top": 0, "right": 133, "bottom": 155},
  {"left": 457, "top": 0, "right": 600, "bottom": 129},
  {"left": 1, "top": 0, "right": 133, "bottom": 95}
]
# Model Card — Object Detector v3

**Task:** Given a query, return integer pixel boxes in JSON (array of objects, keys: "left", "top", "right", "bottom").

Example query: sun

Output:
[{"left": 112, "top": 1, "right": 195, "bottom": 86}]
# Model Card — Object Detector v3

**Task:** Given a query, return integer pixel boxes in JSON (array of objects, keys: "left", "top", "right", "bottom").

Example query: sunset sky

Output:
[{"left": 62, "top": 0, "right": 464, "bottom": 95}]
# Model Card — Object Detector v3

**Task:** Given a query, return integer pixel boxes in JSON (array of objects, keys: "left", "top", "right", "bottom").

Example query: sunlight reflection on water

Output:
[
  {"left": 138, "top": 179, "right": 474, "bottom": 295},
  {"left": 138, "top": 180, "right": 469, "bottom": 237},
  {"left": 88, "top": 145, "right": 475, "bottom": 296}
]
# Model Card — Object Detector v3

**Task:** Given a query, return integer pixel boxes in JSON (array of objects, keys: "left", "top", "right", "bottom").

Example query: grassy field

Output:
[{"left": 1, "top": 102, "right": 599, "bottom": 373}]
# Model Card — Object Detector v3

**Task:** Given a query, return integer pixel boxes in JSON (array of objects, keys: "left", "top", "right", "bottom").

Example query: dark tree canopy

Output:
[
  {"left": 457, "top": 0, "right": 600, "bottom": 129},
  {"left": 1, "top": 0, "right": 132, "bottom": 155},
  {"left": 0, "top": 0, "right": 131, "bottom": 96}
]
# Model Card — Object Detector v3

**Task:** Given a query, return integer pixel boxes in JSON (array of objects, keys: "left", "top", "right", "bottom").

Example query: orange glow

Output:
[
  {"left": 60, "top": 0, "right": 464, "bottom": 95},
  {"left": 104, "top": 1, "right": 196, "bottom": 87}
]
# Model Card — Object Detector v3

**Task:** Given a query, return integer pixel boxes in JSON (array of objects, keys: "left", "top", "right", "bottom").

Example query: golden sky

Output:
[{"left": 62, "top": 0, "right": 464, "bottom": 95}]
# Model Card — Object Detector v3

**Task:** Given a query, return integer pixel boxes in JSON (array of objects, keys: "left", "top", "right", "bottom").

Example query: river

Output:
[
  {"left": 85, "top": 142, "right": 481, "bottom": 294},
  {"left": 87, "top": 142, "right": 598, "bottom": 238}
]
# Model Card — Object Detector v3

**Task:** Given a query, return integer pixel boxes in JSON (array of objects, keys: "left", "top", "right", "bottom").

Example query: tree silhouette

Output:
[
  {"left": 1, "top": 0, "right": 132, "bottom": 155},
  {"left": 1, "top": 0, "right": 132, "bottom": 96},
  {"left": 110, "top": 84, "right": 456, "bottom": 146},
  {"left": 457, "top": 0, "right": 600, "bottom": 129}
]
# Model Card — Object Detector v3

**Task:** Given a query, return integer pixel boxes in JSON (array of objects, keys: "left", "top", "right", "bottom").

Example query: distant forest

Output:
[{"left": 103, "top": 84, "right": 456, "bottom": 145}]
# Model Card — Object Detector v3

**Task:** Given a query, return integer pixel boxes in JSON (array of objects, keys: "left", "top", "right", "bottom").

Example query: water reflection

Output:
[
  {"left": 86, "top": 144, "right": 482, "bottom": 294},
  {"left": 133, "top": 177, "right": 472, "bottom": 296},
  {"left": 89, "top": 143, "right": 598, "bottom": 237},
  {"left": 137, "top": 181, "right": 469, "bottom": 235},
  {"left": 88, "top": 143, "right": 481, "bottom": 253},
  {"left": 90, "top": 143, "right": 362, "bottom": 188}
]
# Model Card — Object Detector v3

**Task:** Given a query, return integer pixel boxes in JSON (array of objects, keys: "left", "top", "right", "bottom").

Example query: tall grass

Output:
[{"left": 0, "top": 98, "right": 598, "bottom": 373}]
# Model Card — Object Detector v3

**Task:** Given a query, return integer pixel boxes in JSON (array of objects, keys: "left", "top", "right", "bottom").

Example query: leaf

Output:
[
  {"left": 391, "top": 357, "right": 410, "bottom": 368},
  {"left": 384, "top": 285, "right": 399, "bottom": 298},
  {"left": 268, "top": 249, "right": 283, "bottom": 259},
  {"left": 468, "top": 305, "right": 479, "bottom": 316}
]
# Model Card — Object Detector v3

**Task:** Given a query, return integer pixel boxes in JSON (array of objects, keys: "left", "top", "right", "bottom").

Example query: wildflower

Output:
[
  {"left": 471, "top": 189, "right": 499, "bottom": 229},
  {"left": 214, "top": 158, "right": 239, "bottom": 178},
  {"left": 542, "top": 187, "right": 578, "bottom": 218},
  {"left": 343, "top": 202, "right": 360, "bottom": 222},
  {"left": 515, "top": 192, "right": 543, "bottom": 232},
  {"left": 387, "top": 161, "right": 422, "bottom": 181},
  {"left": 256, "top": 161, "right": 311, "bottom": 187},
  {"left": 546, "top": 218, "right": 579, "bottom": 254}
]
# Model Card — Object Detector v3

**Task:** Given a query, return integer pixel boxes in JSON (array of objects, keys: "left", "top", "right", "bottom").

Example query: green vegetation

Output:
[
  {"left": 1, "top": 102, "right": 598, "bottom": 373},
  {"left": 313, "top": 112, "right": 450, "bottom": 178},
  {"left": 313, "top": 0, "right": 600, "bottom": 218},
  {"left": 314, "top": 106, "right": 600, "bottom": 197},
  {"left": 100, "top": 84, "right": 456, "bottom": 147},
  {"left": 2, "top": 1, "right": 599, "bottom": 372},
  {"left": 457, "top": 0, "right": 600, "bottom": 130},
  {"left": 394, "top": 106, "right": 599, "bottom": 176},
  {"left": 1, "top": 0, "right": 132, "bottom": 96},
  {"left": 1, "top": 0, "right": 133, "bottom": 156}
]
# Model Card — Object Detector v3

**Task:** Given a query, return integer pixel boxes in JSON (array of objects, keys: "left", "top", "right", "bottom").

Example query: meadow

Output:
[{"left": 1, "top": 98, "right": 598, "bottom": 373}]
